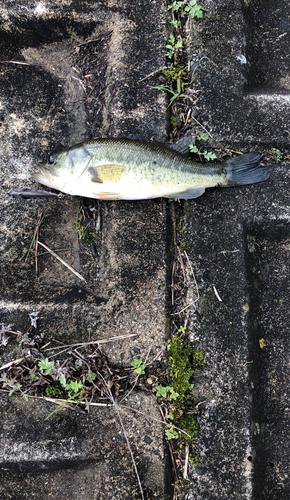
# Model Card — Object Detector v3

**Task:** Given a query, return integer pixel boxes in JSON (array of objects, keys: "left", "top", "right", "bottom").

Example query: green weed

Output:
[
  {"left": 166, "top": 33, "right": 183, "bottom": 59},
  {"left": 131, "top": 359, "right": 146, "bottom": 375},
  {"left": 168, "top": 0, "right": 203, "bottom": 19}
]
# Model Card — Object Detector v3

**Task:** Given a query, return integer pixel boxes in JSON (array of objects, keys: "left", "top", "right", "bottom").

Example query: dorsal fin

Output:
[{"left": 164, "top": 135, "right": 195, "bottom": 155}]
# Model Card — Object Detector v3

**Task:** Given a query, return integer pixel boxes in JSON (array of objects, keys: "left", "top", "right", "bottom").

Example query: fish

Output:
[{"left": 31, "top": 138, "right": 269, "bottom": 200}]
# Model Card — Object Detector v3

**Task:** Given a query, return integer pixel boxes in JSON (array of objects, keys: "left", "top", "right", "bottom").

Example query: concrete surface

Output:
[
  {"left": 0, "top": 0, "right": 289, "bottom": 499},
  {"left": 0, "top": 1, "right": 171, "bottom": 498}
]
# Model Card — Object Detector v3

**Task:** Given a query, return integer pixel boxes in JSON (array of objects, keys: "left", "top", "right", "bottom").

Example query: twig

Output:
[
  {"left": 98, "top": 372, "right": 145, "bottom": 500},
  {"left": 0, "top": 60, "right": 30, "bottom": 65},
  {"left": 191, "top": 115, "right": 213, "bottom": 138},
  {"left": 243, "top": 360, "right": 253, "bottom": 367},
  {"left": 25, "top": 213, "right": 45, "bottom": 262},
  {"left": 43, "top": 334, "right": 137, "bottom": 352},
  {"left": 74, "top": 32, "right": 113, "bottom": 49},
  {"left": 183, "top": 445, "right": 189, "bottom": 479},
  {"left": 213, "top": 285, "right": 222, "bottom": 302},
  {"left": 38, "top": 241, "right": 86, "bottom": 282},
  {"left": 0, "top": 358, "right": 24, "bottom": 372},
  {"left": 35, "top": 210, "right": 43, "bottom": 276},
  {"left": 139, "top": 66, "right": 167, "bottom": 82},
  {"left": 177, "top": 246, "right": 186, "bottom": 283}
]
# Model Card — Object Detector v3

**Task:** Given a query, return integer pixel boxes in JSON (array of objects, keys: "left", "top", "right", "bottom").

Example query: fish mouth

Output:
[{"left": 31, "top": 164, "right": 58, "bottom": 189}]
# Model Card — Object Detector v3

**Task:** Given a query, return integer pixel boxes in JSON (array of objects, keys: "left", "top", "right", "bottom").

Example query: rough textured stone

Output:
[
  {"left": 0, "top": 1, "right": 172, "bottom": 498},
  {"left": 0, "top": 392, "right": 172, "bottom": 499},
  {"left": 184, "top": 162, "right": 290, "bottom": 499},
  {"left": 0, "top": 0, "right": 170, "bottom": 367},
  {"left": 188, "top": 0, "right": 290, "bottom": 148}
]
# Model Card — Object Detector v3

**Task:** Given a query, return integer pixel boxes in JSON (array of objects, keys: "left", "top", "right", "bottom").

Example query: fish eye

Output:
[{"left": 48, "top": 155, "right": 57, "bottom": 164}]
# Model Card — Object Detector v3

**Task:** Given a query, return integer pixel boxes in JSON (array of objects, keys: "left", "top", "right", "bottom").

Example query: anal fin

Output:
[{"left": 165, "top": 186, "right": 205, "bottom": 199}]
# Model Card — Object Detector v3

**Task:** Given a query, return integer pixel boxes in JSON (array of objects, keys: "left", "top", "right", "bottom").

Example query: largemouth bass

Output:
[{"left": 32, "top": 138, "right": 269, "bottom": 200}]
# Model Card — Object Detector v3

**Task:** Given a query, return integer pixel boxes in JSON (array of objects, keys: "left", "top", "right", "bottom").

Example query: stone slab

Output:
[
  {"left": 184, "top": 162, "right": 290, "bottom": 499},
  {"left": 0, "top": 0, "right": 170, "bottom": 367},
  {"left": 188, "top": 0, "right": 290, "bottom": 148},
  {"left": 0, "top": 392, "right": 172, "bottom": 499},
  {"left": 0, "top": 1, "right": 172, "bottom": 499}
]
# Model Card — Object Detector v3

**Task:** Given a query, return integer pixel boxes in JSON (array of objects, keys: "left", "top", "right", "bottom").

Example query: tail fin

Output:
[{"left": 226, "top": 152, "right": 269, "bottom": 186}]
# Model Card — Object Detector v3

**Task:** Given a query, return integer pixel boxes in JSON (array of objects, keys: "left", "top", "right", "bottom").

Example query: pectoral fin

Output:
[
  {"left": 165, "top": 186, "right": 205, "bottom": 199},
  {"left": 88, "top": 168, "right": 104, "bottom": 183},
  {"left": 89, "top": 164, "right": 127, "bottom": 184}
]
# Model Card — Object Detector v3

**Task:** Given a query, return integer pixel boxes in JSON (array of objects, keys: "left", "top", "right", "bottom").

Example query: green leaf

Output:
[
  {"left": 38, "top": 358, "right": 54, "bottom": 375},
  {"left": 203, "top": 151, "right": 217, "bottom": 161},
  {"left": 189, "top": 144, "right": 198, "bottom": 153},
  {"left": 169, "top": 387, "right": 179, "bottom": 400},
  {"left": 87, "top": 370, "right": 97, "bottom": 383},
  {"left": 165, "top": 425, "right": 179, "bottom": 440},
  {"left": 59, "top": 374, "right": 66, "bottom": 387},
  {"left": 131, "top": 359, "right": 145, "bottom": 375},
  {"left": 156, "top": 385, "right": 170, "bottom": 398},
  {"left": 66, "top": 380, "right": 83, "bottom": 394}
]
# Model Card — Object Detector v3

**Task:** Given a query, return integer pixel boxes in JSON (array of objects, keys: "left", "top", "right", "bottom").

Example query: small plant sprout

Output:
[
  {"left": 156, "top": 385, "right": 179, "bottom": 400},
  {"left": 131, "top": 359, "right": 146, "bottom": 375},
  {"left": 168, "top": 0, "right": 203, "bottom": 19},
  {"left": 38, "top": 358, "right": 54, "bottom": 375},
  {"left": 64, "top": 380, "right": 84, "bottom": 394},
  {"left": 189, "top": 143, "right": 217, "bottom": 161},
  {"left": 166, "top": 33, "right": 183, "bottom": 59},
  {"left": 87, "top": 370, "right": 97, "bottom": 383},
  {"left": 59, "top": 374, "right": 67, "bottom": 387},
  {"left": 0, "top": 374, "right": 28, "bottom": 401},
  {"left": 165, "top": 425, "right": 179, "bottom": 440}
]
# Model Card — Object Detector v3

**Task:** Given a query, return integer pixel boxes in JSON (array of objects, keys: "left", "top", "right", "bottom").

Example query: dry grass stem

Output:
[
  {"left": 191, "top": 115, "right": 213, "bottom": 138},
  {"left": 171, "top": 261, "right": 176, "bottom": 305},
  {"left": 177, "top": 246, "right": 186, "bottom": 283},
  {"left": 183, "top": 445, "right": 189, "bottom": 479},
  {"left": 213, "top": 285, "right": 222, "bottom": 302},
  {"left": 37, "top": 241, "right": 86, "bottom": 282},
  {"left": 184, "top": 250, "right": 200, "bottom": 303},
  {"left": 0, "top": 60, "right": 30, "bottom": 65},
  {"left": 35, "top": 210, "right": 43, "bottom": 276},
  {"left": 171, "top": 304, "right": 190, "bottom": 316},
  {"left": 0, "top": 358, "right": 24, "bottom": 372},
  {"left": 120, "top": 405, "right": 191, "bottom": 439},
  {"left": 98, "top": 373, "right": 145, "bottom": 500},
  {"left": 44, "top": 333, "right": 137, "bottom": 352},
  {"left": 139, "top": 66, "right": 167, "bottom": 82},
  {"left": 158, "top": 403, "right": 178, "bottom": 481}
]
